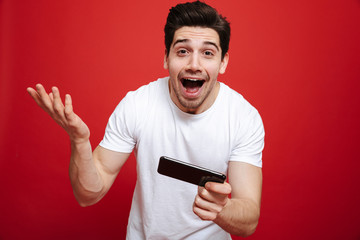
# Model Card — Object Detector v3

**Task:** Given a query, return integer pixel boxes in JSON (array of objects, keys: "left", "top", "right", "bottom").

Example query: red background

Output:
[{"left": 1, "top": 0, "right": 360, "bottom": 239}]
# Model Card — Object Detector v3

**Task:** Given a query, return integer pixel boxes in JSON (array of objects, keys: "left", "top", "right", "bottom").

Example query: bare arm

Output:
[
  {"left": 69, "top": 144, "right": 130, "bottom": 206},
  {"left": 27, "top": 84, "right": 130, "bottom": 206},
  {"left": 193, "top": 162, "right": 262, "bottom": 237}
]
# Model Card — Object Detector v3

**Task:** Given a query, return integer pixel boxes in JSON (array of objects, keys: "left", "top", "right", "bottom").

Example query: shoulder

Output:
[
  {"left": 105, "top": 77, "right": 170, "bottom": 142},
  {"left": 115, "top": 77, "right": 169, "bottom": 111},
  {"left": 219, "top": 83, "right": 265, "bottom": 167},
  {"left": 125, "top": 77, "right": 168, "bottom": 101},
  {"left": 219, "top": 82, "right": 260, "bottom": 118},
  {"left": 219, "top": 82, "right": 264, "bottom": 143}
]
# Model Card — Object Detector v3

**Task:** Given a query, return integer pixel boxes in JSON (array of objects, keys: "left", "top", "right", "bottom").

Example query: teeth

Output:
[{"left": 185, "top": 78, "right": 200, "bottom": 81}]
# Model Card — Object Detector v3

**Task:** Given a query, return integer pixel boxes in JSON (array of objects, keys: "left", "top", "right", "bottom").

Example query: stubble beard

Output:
[
  {"left": 170, "top": 78, "right": 216, "bottom": 113},
  {"left": 176, "top": 90, "right": 207, "bottom": 111}
]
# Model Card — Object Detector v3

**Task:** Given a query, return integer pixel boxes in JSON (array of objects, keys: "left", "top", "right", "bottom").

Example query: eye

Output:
[
  {"left": 204, "top": 50, "right": 214, "bottom": 56},
  {"left": 177, "top": 49, "right": 188, "bottom": 56}
]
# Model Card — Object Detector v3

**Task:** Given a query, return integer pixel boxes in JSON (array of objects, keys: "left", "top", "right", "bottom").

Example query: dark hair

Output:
[{"left": 164, "top": 1, "right": 230, "bottom": 59}]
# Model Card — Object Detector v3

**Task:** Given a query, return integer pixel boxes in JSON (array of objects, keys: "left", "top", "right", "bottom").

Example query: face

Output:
[{"left": 164, "top": 26, "right": 229, "bottom": 114}]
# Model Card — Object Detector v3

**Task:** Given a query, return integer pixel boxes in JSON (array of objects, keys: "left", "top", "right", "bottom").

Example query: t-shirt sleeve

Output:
[
  {"left": 99, "top": 93, "right": 137, "bottom": 153},
  {"left": 229, "top": 107, "right": 265, "bottom": 168}
]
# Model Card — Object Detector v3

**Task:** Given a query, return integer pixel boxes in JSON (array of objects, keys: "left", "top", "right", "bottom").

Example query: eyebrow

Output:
[{"left": 172, "top": 39, "right": 220, "bottom": 51}]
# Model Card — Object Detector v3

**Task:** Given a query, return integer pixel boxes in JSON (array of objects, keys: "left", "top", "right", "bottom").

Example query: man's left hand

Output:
[{"left": 193, "top": 182, "right": 232, "bottom": 221}]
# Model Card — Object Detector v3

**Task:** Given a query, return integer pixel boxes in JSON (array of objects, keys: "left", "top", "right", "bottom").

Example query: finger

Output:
[
  {"left": 205, "top": 182, "right": 232, "bottom": 195},
  {"left": 198, "top": 187, "right": 216, "bottom": 204},
  {"left": 51, "top": 87, "right": 65, "bottom": 117},
  {"left": 198, "top": 186, "right": 210, "bottom": 200},
  {"left": 36, "top": 84, "right": 49, "bottom": 99},
  {"left": 193, "top": 200, "right": 218, "bottom": 221},
  {"left": 193, "top": 206, "right": 217, "bottom": 221},
  {"left": 51, "top": 86, "right": 62, "bottom": 102},
  {"left": 49, "top": 92, "right": 54, "bottom": 102},
  {"left": 194, "top": 194, "right": 223, "bottom": 214},
  {"left": 27, "top": 87, "right": 41, "bottom": 104},
  {"left": 27, "top": 85, "right": 53, "bottom": 111},
  {"left": 35, "top": 84, "right": 53, "bottom": 109},
  {"left": 198, "top": 185, "right": 229, "bottom": 206},
  {"left": 64, "top": 94, "right": 75, "bottom": 121}
]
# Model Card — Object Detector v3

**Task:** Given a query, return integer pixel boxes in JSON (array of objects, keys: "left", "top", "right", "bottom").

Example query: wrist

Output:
[
  {"left": 70, "top": 137, "right": 92, "bottom": 156},
  {"left": 70, "top": 137, "right": 89, "bottom": 145}
]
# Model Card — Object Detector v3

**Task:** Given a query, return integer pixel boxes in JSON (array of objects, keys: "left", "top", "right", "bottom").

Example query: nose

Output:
[{"left": 186, "top": 53, "right": 202, "bottom": 72}]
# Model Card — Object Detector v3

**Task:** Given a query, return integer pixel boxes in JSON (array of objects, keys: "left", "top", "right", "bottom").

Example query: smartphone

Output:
[{"left": 157, "top": 156, "right": 226, "bottom": 186}]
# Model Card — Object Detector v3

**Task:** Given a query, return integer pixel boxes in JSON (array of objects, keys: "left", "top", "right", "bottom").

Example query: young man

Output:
[{"left": 27, "top": 1, "right": 264, "bottom": 239}]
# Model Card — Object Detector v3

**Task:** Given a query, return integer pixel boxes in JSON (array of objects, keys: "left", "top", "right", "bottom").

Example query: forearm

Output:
[
  {"left": 69, "top": 139, "right": 105, "bottom": 207},
  {"left": 27, "top": 85, "right": 109, "bottom": 206},
  {"left": 214, "top": 198, "right": 260, "bottom": 237}
]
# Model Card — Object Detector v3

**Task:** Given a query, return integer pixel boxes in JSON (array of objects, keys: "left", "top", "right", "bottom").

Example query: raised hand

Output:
[{"left": 27, "top": 84, "right": 90, "bottom": 143}]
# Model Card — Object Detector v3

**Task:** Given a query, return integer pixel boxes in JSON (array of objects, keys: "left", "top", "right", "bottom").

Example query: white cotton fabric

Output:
[{"left": 99, "top": 77, "right": 265, "bottom": 240}]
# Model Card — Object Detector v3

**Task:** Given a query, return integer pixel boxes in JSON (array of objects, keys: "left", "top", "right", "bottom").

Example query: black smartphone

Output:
[{"left": 157, "top": 156, "right": 226, "bottom": 186}]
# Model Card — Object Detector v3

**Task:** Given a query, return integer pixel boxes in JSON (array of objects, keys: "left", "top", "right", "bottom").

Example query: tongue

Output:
[
  {"left": 183, "top": 80, "right": 202, "bottom": 93},
  {"left": 186, "top": 86, "right": 200, "bottom": 93}
]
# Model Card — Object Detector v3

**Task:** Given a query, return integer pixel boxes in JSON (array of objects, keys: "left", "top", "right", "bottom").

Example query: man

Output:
[{"left": 27, "top": 1, "right": 264, "bottom": 239}]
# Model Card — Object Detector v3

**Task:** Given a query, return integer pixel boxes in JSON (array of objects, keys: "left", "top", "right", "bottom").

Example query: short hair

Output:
[{"left": 164, "top": 1, "right": 231, "bottom": 59}]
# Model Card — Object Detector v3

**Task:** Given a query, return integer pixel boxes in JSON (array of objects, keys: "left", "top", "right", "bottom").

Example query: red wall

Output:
[{"left": 1, "top": 0, "right": 360, "bottom": 239}]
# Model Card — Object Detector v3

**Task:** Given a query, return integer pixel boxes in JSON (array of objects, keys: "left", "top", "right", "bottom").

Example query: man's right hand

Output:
[
  {"left": 27, "top": 84, "right": 90, "bottom": 143},
  {"left": 27, "top": 84, "right": 131, "bottom": 207}
]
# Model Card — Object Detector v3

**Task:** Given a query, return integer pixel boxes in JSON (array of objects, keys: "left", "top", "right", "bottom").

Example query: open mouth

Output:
[{"left": 181, "top": 78, "right": 205, "bottom": 93}]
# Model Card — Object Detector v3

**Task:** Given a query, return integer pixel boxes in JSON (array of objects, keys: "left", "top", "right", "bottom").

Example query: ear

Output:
[
  {"left": 164, "top": 49, "right": 169, "bottom": 70},
  {"left": 219, "top": 52, "right": 229, "bottom": 74}
]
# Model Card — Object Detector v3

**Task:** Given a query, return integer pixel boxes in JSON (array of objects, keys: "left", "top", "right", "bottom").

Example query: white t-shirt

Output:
[{"left": 100, "top": 77, "right": 264, "bottom": 239}]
